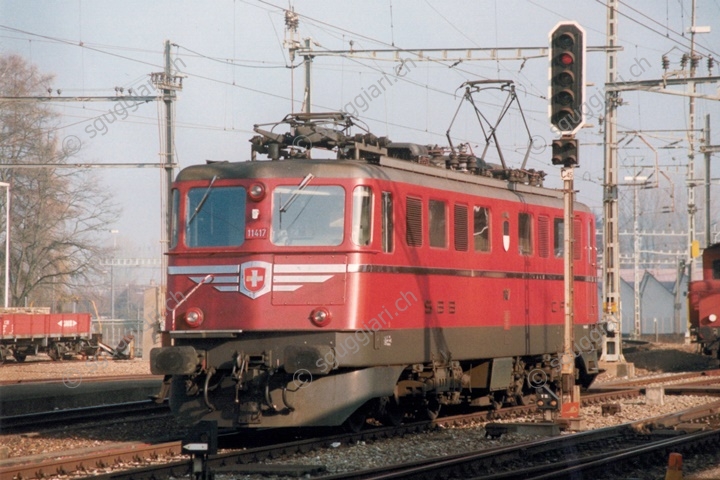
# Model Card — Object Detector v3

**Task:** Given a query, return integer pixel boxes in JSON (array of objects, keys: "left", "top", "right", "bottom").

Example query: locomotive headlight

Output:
[
  {"left": 310, "top": 307, "right": 331, "bottom": 327},
  {"left": 185, "top": 308, "right": 204, "bottom": 328},
  {"left": 709, "top": 314, "right": 718, "bottom": 323},
  {"left": 248, "top": 183, "right": 266, "bottom": 201}
]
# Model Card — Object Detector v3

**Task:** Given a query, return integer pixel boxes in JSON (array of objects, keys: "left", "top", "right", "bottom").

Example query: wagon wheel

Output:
[
  {"left": 47, "top": 345, "right": 60, "bottom": 361},
  {"left": 14, "top": 352, "right": 26, "bottom": 363}
]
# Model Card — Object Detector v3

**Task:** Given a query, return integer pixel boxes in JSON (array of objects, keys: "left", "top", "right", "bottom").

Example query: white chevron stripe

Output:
[
  {"left": 273, "top": 275, "right": 333, "bottom": 283},
  {"left": 272, "top": 285, "right": 302, "bottom": 291},
  {"left": 273, "top": 264, "right": 345, "bottom": 273}
]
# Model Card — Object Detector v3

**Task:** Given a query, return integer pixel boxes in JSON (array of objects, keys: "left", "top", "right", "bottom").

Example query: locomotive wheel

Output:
[
  {"left": 343, "top": 409, "right": 367, "bottom": 433},
  {"left": 423, "top": 397, "right": 441, "bottom": 421},
  {"left": 378, "top": 396, "right": 404, "bottom": 427},
  {"left": 14, "top": 352, "right": 26, "bottom": 363},
  {"left": 342, "top": 402, "right": 371, "bottom": 433}
]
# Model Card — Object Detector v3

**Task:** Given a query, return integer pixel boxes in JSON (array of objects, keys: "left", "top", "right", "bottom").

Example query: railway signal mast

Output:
[{"left": 549, "top": 22, "right": 585, "bottom": 417}]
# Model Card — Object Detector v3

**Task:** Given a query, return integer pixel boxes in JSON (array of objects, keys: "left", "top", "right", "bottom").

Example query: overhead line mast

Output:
[
  {"left": 601, "top": 0, "right": 623, "bottom": 363},
  {"left": 0, "top": 42, "right": 182, "bottom": 291}
]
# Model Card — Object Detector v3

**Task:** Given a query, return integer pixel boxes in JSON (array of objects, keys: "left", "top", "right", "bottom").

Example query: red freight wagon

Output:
[{"left": 0, "top": 312, "right": 98, "bottom": 362}]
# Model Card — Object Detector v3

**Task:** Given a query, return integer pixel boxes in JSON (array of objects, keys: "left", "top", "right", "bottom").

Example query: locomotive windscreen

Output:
[
  {"left": 272, "top": 185, "right": 345, "bottom": 246},
  {"left": 186, "top": 185, "right": 246, "bottom": 247}
]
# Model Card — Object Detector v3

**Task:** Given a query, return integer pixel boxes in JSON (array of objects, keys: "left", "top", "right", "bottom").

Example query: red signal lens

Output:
[{"left": 559, "top": 53, "right": 574, "bottom": 66}]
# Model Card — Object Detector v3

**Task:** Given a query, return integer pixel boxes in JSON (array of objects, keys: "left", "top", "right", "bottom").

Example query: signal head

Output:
[
  {"left": 549, "top": 22, "right": 585, "bottom": 135},
  {"left": 551, "top": 137, "right": 579, "bottom": 167}
]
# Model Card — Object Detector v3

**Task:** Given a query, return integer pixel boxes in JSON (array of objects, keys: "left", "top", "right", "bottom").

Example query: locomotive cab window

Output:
[
  {"left": 272, "top": 185, "right": 345, "bottom": 246},
  {"left": 352, "top": 186, "right": 373, "bottom": 246},
  {"left": 186, "top": 185, "right": 245, "bottom": 247},
  {"left": 713, "top": 259, "right": 720, "bottom": 280}
]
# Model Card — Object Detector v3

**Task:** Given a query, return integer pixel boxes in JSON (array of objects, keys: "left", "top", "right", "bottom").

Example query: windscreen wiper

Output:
[
  {"left": 187, "top": 175, "right": 218, "bottom": 226},
  {"left": 280, "top": 173, "right": 315, "bottom": 213}
]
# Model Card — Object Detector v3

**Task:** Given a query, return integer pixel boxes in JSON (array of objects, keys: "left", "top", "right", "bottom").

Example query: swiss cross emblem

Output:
[{"left": 240, "top": 261, "right": 272, "bottom": 299}]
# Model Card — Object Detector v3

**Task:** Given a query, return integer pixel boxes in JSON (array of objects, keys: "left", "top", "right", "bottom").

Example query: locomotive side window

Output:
[
  {"left": 272, "top": 185, "right": 345, "bottom": 246},
  {"left": 454, "top": 204, "right": 468, "bottom": 251},
  {"left": 382, "top": 191, "right": 394, "bottom": 253},
  {"left": 406, "top": 197, "right": 422, "bottom": 247},
  {"left": 713, "top": 259, "right": 720, "bottom": 280},
  {"left": 429, "top": 199, "right": 447, "bottom": 248},
  {"left": 473, "top": 206, "right": 490, "bottom": 252},
  {"left": 554, "top": 218, "right": 564, "bottom": 257},
  {"left": 552, "top": 218, "right": 582, "bottom": 259},
  {"left": 518, "top": 213, "right": 533, "bottom": 255},
  {"left": 186, "top": 186, "right": 246, "bottom": 247},
  {"left": 352, "top": 186, "right": 373, "bottom": 247},
  {"left": 170, "top": 189, "right": 179, "bottom": 249}
]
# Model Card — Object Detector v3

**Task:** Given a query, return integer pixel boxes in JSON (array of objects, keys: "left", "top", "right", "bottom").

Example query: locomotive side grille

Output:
[
  {"left": 406, "top": 197, "right": 423, "bottom": 247},
  {"left": 538, "top": 215, "right": 550, "bottom": 258},
  {"left": 573, "top": 218, "right": 582, "bottom": 260},
  {"left": 454, "top": 204, "right": 468, "bottom": 252}
]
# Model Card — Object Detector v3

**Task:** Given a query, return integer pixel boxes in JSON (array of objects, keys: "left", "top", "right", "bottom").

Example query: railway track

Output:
[
  {"left": 0, "top": 388, "right": 654, "bottom": 480},
  {"left": 0, "top": 399, "right": 170, "bottom": 434},
  {"left": 319, "top": 420, "right": 720, "bottom": 480},
  {"left": 0, "top": 373, "right": 160, "bottom": 386},
  {"left": 589, "top": 369, "right": 720, "bottom": 397}
]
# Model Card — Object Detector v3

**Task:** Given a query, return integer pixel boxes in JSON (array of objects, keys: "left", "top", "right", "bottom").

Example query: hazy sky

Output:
[{"left": 1, "top": 1, "right": 719, "bottom": 284}]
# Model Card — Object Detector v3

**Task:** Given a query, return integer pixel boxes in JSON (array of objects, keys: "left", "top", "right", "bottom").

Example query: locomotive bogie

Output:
[{"left": 156, "top": 320, "right": 600, "bottom": 427}]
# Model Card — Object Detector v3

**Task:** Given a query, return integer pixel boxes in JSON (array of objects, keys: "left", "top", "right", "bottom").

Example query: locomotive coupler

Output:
[{"left": 203, "top": 367, "right": 217, "bottom": 412}]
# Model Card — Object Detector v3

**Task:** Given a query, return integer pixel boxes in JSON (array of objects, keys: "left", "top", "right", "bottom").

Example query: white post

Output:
[
  {"left": 0, "top": 182, "right": 10, "bottom": 308},
  {"left": 654, "top": 318, "right": 658, "bottom": 343},
  {"left": 561, "top": 166, "right": 577, "bottom": 404}
]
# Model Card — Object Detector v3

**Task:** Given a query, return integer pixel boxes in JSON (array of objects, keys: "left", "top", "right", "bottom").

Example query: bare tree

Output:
[{"left": 0, "top": 54, "right": 120, "bottom": 309}]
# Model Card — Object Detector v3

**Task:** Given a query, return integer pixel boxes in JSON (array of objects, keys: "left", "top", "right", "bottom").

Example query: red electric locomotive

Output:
[
  {"left": 689, "top": 243, "right": 720, "bottom": 357},
  {"left": 150, "top": 111, "right": 602, "bottom": 429}
]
